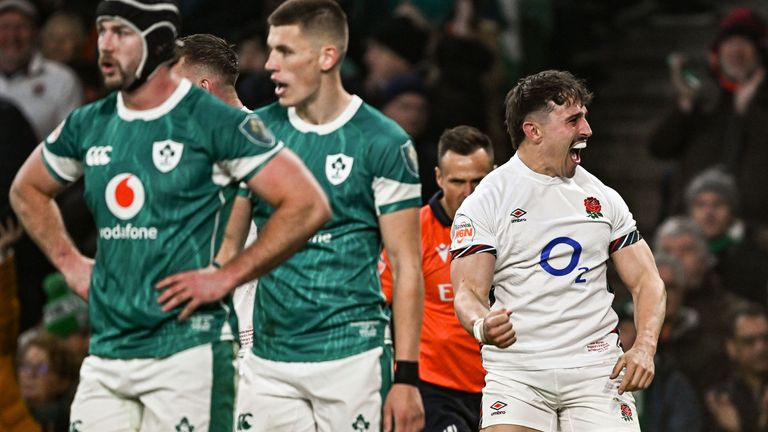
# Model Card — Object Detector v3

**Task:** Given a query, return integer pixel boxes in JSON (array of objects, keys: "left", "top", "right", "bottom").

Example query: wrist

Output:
[
  {"left": 472, "top": 318, "right": 487, "bottom": 344},
  {"left": 393, "top": 360, "right": 419, "bottom": 386}
]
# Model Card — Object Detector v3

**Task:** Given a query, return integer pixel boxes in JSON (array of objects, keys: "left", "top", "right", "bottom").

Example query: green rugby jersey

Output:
[
  {"left": 251, "top": 96, "right": 421, "bottom": 362},
  {"left": 41, "top": 80, "right": 284, "bottom": 359}
]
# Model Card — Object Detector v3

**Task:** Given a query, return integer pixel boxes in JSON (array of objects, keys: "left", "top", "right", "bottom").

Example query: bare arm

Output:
[
  {"left": 9, "top": 145, "right": 93, "bottom": 299},
  {"left": 451, "top": 252, "right": 515, "bottom": 347},
  {"left": 157, "top": 148, "right": 330, "bottom": 319},
  {"left": 214, "top": 195, "right": 252, "bottom": 264},
  {"left": 379, "top": 207, "right": 424, "bottom": 432},
  {"left": 610, "top": 238, "right": 666, "bottom": 394}
]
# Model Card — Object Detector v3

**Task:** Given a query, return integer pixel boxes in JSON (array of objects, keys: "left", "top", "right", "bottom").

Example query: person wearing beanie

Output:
[
  {"left": 649, "top": 7, "right": 768, "bottom": 245},
  {"left": 9, "top": 0, "right": 331, "bottom": 429},
  {"left": 685, "top": 167, "right": 768, "bottom": 305}
]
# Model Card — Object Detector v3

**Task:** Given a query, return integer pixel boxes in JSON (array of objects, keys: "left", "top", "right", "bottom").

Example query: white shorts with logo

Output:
[
  {"left": 235, "top": 346, "right": 391, "bottom": 432},
  {"left": 481, "top": 362, "right": 639, "bottom": 432},
  {"left": 69, "top": 341, "right": 237, "bottom": 432}
]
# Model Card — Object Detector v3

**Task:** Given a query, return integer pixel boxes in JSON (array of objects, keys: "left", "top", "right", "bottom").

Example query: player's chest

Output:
[
  {"left": 79, "top": 126, "right": 214, "bottom": 201},
  {"left": 495, "top": 191, "right": 612, "bottom": 263}
]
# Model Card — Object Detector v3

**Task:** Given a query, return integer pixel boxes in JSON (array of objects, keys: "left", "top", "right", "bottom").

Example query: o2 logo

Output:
[{"left": 539, "top": 237, "right": 589, "bottom": 283}]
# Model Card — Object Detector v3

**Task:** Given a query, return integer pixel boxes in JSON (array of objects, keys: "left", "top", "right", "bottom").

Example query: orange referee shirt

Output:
[{"left": 380, "top": 192, "right": 485, "bottom": 393}]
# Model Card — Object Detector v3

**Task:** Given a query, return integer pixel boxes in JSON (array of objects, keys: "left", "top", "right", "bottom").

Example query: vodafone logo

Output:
[{"left": 105, "top": 173, "right": 145, "bottom": 220}]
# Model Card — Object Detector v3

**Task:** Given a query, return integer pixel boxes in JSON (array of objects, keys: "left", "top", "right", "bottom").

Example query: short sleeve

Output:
[
  {"left": 41, "top": 117, "right": 83, "bottom": 183},
  {"left": 370, "top": 138, "right": 421, "bottom": 215},
  {"left": 211, "top": 112, "right": 285, "bottom": 183},
  {"left": 450, "top": 192, "right": 497, "bottom": 259},
  {"left": 605, "top": 186, "right": 637, "bottom": 241}
]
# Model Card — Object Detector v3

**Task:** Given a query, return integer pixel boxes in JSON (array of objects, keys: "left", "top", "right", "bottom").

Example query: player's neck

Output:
[
  {"left": 516, "top": 144, "right": 559, "bottom": 177},
  {"left": 120, "top": 67, "right": 181, "bottom": 111},
  {"left": 295, "top": 77, "right": 351, "bottom": 125}
]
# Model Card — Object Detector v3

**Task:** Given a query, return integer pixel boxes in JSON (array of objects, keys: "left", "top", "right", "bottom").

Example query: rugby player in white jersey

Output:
[{"left": 451, "top": 70, "right": 666, "bottom": 431}]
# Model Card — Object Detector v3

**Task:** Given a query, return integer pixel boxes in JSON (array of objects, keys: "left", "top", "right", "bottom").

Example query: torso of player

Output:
[
  {"left": 452, "top": 155, "right": 634, "bottom": 370},
  {"left": 42, "top": 80, "right": 282, "bottom": 358},
  {"left": 250, "top": 96, "right": 421, "bottom": 362},
  {"left": 418, "top": 200, "right": 485, "bottom": 392}
]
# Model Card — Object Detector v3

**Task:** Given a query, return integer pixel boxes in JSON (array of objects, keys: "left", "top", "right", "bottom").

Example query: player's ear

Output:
[
  {"left": 199, "top": 78, "right": 212, "bottom": 92},
  {"left": 435, "top": 166, "right": 443, "bottom": 187},
  {"left": 319, "top": 44, "right": 339, "bottom": 72},
  {"left": 522, "top": 120, "right": 541, "bottom": 143}
]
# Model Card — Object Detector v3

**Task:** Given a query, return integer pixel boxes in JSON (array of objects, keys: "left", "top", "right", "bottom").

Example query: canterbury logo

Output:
[{"left": 85, "top": 146, "right": 112, "bottom": 166}]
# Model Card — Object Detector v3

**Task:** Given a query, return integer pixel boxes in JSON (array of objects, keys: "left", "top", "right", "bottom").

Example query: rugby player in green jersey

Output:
[
  {"left": 223, "top": 1, "right": 426, "bottom": 431},
  {"left": 9, "top": 1, "right": 330, "bottom": 430}
]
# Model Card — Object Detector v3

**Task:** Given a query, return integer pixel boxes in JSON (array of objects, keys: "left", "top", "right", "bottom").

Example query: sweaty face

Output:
[
  {"left": 436, "top": 149, "right": 493, "bottom": 220},
  {"left": 535, "top": 102, "right": 592, "bottom": 178},
  {"left": 689, "top": 191, "right": 733, "bottom": 239},
  {"left": 265, "top": 24, "right": 323, "bottom": 108},
  {"left": 718, "top": 35, "right": 762, "bottom": 83},
  {"left": 97, "top": 19, "right": 143, "bottom": 90},
  {"left": 0, "top": 10, "right": 35, "bottom": 73}
]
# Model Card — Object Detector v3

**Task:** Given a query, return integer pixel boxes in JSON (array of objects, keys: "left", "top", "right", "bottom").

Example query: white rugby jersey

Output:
[{"left": 450, "top": 154, "right": 641, "bottom": 370}]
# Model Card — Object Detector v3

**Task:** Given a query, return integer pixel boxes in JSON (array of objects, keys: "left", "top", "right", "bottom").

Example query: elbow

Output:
[
  {"left": 309, "top": 191, "right": 332, "bottom": 229},
  {"left": 8, "top": 177, "right": 26, "bottom": 215}
]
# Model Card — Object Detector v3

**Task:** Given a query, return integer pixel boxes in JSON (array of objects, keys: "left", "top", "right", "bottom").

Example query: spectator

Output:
[
  {"left": 380, "top": 74, "right": 436, "bottom": 201},
  {"left": 0, "top": 216, "right": 40, "bottom": 432},
  {"left": 617, "top": 295, "right": 703, "bottom": 432},
  {"left": 363, "top": 14, "right": 429, "bottom": 107},
  {"left": 16, "top": 332, "right": 77, "bottom": 432},
  {"left": 685, "top": 167, "right": 768, "bottom": 304},
  {"left": 39, "top": 12, "right": 86, "bottom": 65},
  {"left": 654, "top": 216, "right": 747, "bottom": 394},
  {"left": 0, "top": 0, "right": 83, "bottom": 140},
  {"left": 706, "top": 304, "right": 768, "bottom": 432},
  {"left": 649, "top": 7, "right": 768, "bottom": 241}
]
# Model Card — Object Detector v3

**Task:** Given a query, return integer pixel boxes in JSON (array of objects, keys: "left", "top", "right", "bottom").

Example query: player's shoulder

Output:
[
  {"left": 67, "top": 91, "right": 118, "bottom": 124},
  {"left": 353, "top": 98, "right": 410, "bottom": 145},
  {"left": 253, "top": 101, "right": 287, "bottom": 123}
]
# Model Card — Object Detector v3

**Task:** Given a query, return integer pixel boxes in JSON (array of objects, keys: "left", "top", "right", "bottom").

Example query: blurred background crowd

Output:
[{"left": 1, "top": 0, "right": 768, "bottom": 430}]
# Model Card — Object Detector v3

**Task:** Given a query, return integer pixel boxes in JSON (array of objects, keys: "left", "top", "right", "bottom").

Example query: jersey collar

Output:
[
  {"left": 117, "top": 78, "right": 191, "bottom": 121},
  {"left": 287, "top": 95, "right": 362, "bottom": 135},
  {"left": 428, "top": 190, "right": 452, "bottom": 227}
]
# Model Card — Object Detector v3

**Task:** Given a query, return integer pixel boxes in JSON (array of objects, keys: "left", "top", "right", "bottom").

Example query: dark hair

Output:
[
  {"left": 267, "top": 0, "right": 348, "bottom": 58},
  {"left": 177, "top": 34, "right": 239, "bottom": 87},
  {"left": 504, "top": 70, "right": 593, "bottom": 149},
  {"left": 437, "top": 125, "right": 494, "bottom": 165},
  {"left": 727, "top": 303, "right": 768, "bottom": 338}
]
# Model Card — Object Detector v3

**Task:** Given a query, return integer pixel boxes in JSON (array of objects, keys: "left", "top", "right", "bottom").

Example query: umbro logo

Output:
[
  {"left": 490, "top": 400, "right": 507, "bottom": 416},
  {"left": 510, "top": 208, "right": 527, "bottom": 223}
]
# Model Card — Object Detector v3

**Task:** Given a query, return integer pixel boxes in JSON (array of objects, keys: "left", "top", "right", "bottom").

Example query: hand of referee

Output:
[{"left": 383, "top": 383, "right": 424, "bottom": 432}]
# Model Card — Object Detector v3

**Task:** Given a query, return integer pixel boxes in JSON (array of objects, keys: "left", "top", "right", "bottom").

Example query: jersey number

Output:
[{"left": 539, "top": 237, "right": 590, "bottom": 283}]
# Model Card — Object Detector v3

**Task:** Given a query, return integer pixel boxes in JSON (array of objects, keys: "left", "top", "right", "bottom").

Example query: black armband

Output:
[{"left": 393, "top": 360, "right": 419, "bottom": 386}]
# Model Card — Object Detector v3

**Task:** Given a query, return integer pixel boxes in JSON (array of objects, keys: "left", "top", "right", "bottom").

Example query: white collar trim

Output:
[
  {"left": 117, "top": 78, "right": 191, "bottom": 121},
  {"left": 287, "top": 95, "right": 362, "bottom": 135}
]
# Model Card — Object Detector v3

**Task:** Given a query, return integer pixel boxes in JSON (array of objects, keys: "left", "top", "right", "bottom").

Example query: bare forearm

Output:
[
  {"left": 10, "top": 184, "right": 82, "bottom": 270},
  {"left": 632, "top": 277, "right": 666, "bottom": 353},
  {"left": 219, "top": 198, "right": 327, "bottom": 288},
  {"left": 391, "top": 259, "right": 423, "bottom": 361},
  {"left": 215, "top": 197, "right": 252, "bottom": 264},
  {"left": 454, "top": 286, "right": 490, "bottom": 334}
]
